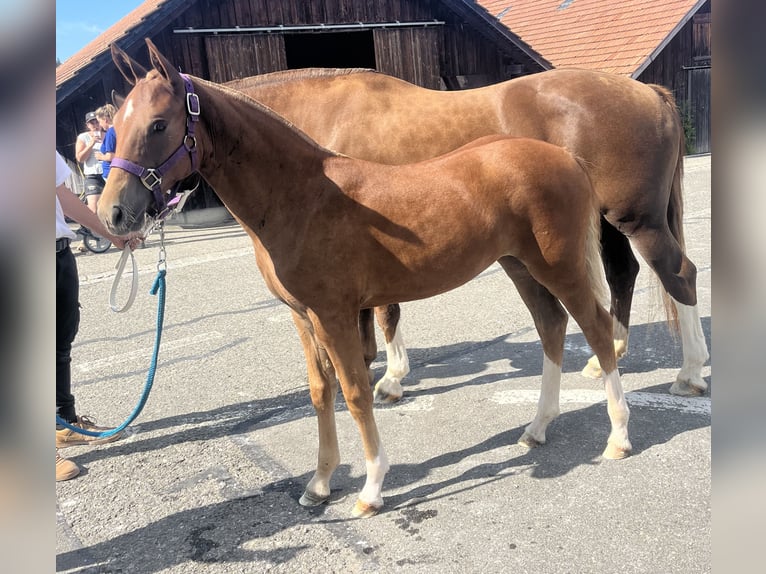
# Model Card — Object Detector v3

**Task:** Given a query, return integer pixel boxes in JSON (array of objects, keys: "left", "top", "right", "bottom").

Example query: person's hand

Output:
[{"left": 110, "top": 234, "right": 144, "bottom": 251}]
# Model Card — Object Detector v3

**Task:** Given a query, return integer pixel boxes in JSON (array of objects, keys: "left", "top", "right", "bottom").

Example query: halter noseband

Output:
[{"left": 110, "top": 73, "right": 200, "bottom": 218}]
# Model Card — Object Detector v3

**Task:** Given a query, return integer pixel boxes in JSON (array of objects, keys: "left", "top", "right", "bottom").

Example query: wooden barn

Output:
[
  {"left": 56, "top": 0, "right": 711, "bottom": 214},
  {"left": 56, "top": 0, "right": 549, "bottom": 212}
]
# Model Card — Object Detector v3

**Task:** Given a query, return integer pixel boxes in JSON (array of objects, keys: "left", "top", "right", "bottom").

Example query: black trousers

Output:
[{"left": 56, "top": 245, "right": 79, "bottom": 423}]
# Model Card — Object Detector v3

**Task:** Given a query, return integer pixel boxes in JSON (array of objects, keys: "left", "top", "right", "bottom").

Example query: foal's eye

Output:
[{"left": 153, "top": 121, "right": 167, "bottom": 133}]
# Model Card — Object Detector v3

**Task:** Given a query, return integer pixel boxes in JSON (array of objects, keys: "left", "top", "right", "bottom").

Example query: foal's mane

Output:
[{"left": 225, "top": 68, "right": 377, "bottom": 91}]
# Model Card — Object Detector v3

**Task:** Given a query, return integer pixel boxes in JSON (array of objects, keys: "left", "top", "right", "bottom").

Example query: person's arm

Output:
[
  {"left": 56, "top": 183, "right": 137, "bottom": 249},
  {"left": 75, "top": 135, "right": 97, "bottom": 164},
  {"left": 95, "top": 150, "right": 114, "bottom": 162}
]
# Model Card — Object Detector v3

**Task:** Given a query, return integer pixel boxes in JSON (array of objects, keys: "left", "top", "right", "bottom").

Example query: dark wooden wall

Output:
[
  {"left": 149, "top": 0, "right": 520, "bottom": 89},
  {"left": 58, "top": 0, "right": 534, "bottom": 163},
  {"left": 638, "top": 0, "right": 711, "bottom": 153},
  {"left": 57, "top": 0, "right": 531, "bottom": 210}
]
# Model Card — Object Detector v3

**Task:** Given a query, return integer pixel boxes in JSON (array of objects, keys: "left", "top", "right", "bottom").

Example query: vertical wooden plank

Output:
[
  {"left": 233, "top": 0, "right": 253, "bottom": 25},
  {"left": 689, "top": 67, "right": 710, "bottom": 153},
  {"left": 247, "top": 0, "right": 269, "bottom": 25}
]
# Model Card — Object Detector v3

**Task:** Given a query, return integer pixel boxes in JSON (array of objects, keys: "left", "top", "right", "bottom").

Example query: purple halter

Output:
[{"left": 110, "top": 73, "right": 200, "bottom": 218}]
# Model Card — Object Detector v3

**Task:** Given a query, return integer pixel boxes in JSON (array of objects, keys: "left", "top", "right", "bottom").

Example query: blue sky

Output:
[{"left": 56, "top": 0, "right": 145, "bottom": 62}]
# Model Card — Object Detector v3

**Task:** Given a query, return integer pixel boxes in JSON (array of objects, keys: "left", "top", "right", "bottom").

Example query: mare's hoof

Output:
[
  {"left": 299, "top": 490, "right": 329, "bottom": 507},
  {"left": 373, "top": 380, "right": 403, "bottom": 403},
  {"left": 351, "top": 499, "right": 382, "bottom": 518},
  {"left": 602, "top": 442, "right": 631, "bottom": 460},
  {"left": 669, "top": 379, "right": 707, "bottom": 397},
  {"left": 581, "top": 356, "right": 603, "bottom": 380},
  {"left": 518, "top": 432, "right": 543, "bottom": 449}
]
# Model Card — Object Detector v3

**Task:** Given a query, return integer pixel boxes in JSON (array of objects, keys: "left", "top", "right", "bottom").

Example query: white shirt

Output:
[
  {"left": 77, "top": 131, "right": 104, "bottom": 175},
  {"left": 56, "top": 151, "right": 77, "bottom": 240}
]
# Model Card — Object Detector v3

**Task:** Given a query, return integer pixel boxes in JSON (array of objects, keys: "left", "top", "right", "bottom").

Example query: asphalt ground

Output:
[{"left": 55, "top": 154, "right": 711, "bottom": 573}]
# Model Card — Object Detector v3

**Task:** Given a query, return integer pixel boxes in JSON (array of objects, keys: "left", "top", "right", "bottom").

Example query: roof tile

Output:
[
  {"left": 477, "top": 0, "right": 703, "bottom": 76},
  {"left": 57, "top": 0, "right": 705, "bottom": 90}
]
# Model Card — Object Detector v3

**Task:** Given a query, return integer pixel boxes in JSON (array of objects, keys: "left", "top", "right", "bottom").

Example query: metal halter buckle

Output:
[
  {"left": 186, "top": 92, "right": 201, "bottom": 116},
  {"left": 141, "top": 169, "right": 162, "bottom": 191}
]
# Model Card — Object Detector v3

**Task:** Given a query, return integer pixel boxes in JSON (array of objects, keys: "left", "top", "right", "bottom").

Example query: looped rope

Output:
[
  {"left": 109, "top": 246, "right": 139, "bottom": 312},
  {"left": 55, "top": 268, "right": 167, "bottom": 437}
]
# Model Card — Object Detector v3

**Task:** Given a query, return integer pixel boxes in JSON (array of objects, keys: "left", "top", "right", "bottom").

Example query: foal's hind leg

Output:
[
  {"left": 290, "top": 310, "right": 341, "bottom": 507},
  {"left": 372, "top": 304, "right": 410, "bottom": 403},
  {"left": 630, "top": 226, "right": 709, "bottom": 396},
  {"left": 581, "top": 221, "right": 639, "bottom": 379},
  {"left": 555, "top": 285, "right": 632, "bottom": 460},
  {"left": 499, "top": 257, "right": 568, "bottom": 449}
]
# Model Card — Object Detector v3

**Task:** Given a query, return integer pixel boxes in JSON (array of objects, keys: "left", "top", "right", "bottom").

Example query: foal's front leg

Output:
[
  {"left": 311, "top": 310, "right": 390, "bottom": 518},
  {"left": 290, "top": 311, "right": 340, "bottom": 507}
]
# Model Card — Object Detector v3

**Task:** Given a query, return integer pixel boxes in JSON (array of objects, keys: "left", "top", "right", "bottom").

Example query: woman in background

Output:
[{"left": 95, "top": 104, "right": 117, "bottom": 179}]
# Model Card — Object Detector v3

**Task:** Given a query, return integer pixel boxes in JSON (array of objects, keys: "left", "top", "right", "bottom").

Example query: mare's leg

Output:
[
  {"left": 290, "top": 310, "right": 340, "bottom": 507},
  {"left": 358, "top": 308, "right": 377, "bottom": 384},
  {"left": 629, "top": 225, "right": 709, "bottom": 396},
  {"left": 581, "top": 221, "right": 639, "bottom": 378},
  {"left": 310, "top": 309, "right": 389, "bottom": 518},
  {"left": 499, "top": 257, "right": 568, "bottom": 448},
  {"left": 372, "top": 304, "right": 410, "bottom": 403}
]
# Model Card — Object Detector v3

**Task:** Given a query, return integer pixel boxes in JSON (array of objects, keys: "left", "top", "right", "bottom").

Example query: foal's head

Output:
[{"left": 98, "top": 40, "right": 197, "bottom": 235}]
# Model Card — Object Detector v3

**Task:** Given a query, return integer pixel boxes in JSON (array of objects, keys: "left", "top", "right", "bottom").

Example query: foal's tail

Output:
[
  {"left": 650, "top": 83, "right": 686, "bottom": 331},
  {"left": 574, "top": 157, "right": 609, "bottom": 310}
]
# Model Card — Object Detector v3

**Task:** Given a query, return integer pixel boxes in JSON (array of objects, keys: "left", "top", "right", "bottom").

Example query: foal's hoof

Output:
[
  {"left": 518, "top": 432, "right": 544, "bottom": 450},
  {"left": 351, "top": 499, "right": 382, "bottom": 518},
  {"left": 669, "top": 379, "right": 707, "bottom": 397},
  {"left": 581, "top": 356, "right": 603, "bottom": 380},
  {"left": 602, "top": 442, "right": 631, "bottom": 460},
  {"left": 299, "top": 490, "right": 329, "bottom": 507}
]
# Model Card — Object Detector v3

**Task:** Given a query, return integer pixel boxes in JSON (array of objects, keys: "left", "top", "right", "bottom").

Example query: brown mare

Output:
[
  {"left": 100, "top": 40, "right": 630, "bottom": 517},
  {"left": 227, "top": 67, "right": 709, "bottom": 400}
]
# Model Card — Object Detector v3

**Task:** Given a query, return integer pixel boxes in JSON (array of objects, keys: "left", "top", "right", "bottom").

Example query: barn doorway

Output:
[{"left": 284, "top": 31, "right": 376, "bottom": 69}]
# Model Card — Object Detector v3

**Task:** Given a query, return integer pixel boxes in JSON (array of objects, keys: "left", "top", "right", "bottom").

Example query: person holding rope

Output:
[{"left": 55, "top": 150, "right": 142, "bottom": 481}]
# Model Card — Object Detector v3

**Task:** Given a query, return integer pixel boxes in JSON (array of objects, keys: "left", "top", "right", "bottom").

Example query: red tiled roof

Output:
[
  {"left": 56, "top": 1, "right": 170, "bottom": 87},
  {"left": 57, "top": 0, "right": 705, "bottom": 91},
  {"left": 478, "top": 0, "right": 705, "bottom": 76}
]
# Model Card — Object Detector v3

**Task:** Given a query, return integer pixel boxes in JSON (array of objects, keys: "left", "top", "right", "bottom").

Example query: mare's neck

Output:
[{"left": 193, "top": 78, "right": 336, "bottom": 229}]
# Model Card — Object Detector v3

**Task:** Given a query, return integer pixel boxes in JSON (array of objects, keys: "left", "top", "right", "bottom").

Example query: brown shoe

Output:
[
  {"left": 56, "top": 451, "right": 80, "bottom": 481},
  {"left": 56, "top": 415, "right": 124, "bottom": 448}
]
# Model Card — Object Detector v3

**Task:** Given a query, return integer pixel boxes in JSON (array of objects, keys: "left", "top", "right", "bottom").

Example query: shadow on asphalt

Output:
[
  {"left": 57, "top": 378, "right": 710, "bottom": 572},
  {"left": 59, "top": 317, "right": 711, "bottom": 571},
  {"left": 71, "top": 315, "right": 710, "bottom": 466}
]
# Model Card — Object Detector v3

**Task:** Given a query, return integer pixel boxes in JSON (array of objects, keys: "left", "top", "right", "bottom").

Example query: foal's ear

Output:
[
  {"left": 145, "top": 38, "right": 183, "bottom": 91},
  {"left": 111, "top": 89, "right": 125, "bottom": 109},
  {"left": 110, "top": 43, "right": 147, "bottom": 86}
]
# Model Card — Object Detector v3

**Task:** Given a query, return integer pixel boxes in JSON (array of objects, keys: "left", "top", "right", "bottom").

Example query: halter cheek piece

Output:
[{"left": 110, "top": 74, "right": 200, "bottom": 219}]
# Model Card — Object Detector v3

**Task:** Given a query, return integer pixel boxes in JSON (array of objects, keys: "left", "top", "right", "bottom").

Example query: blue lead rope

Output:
[{"left": 55, "top": 269, "right": 167, "bottom": 438}]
